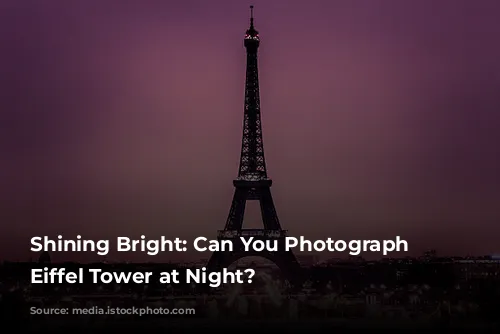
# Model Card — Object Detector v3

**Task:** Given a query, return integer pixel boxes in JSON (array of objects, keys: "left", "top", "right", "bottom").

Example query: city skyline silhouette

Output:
[{"left": 1, "top": 0, "right": 500, "bottom": 263}]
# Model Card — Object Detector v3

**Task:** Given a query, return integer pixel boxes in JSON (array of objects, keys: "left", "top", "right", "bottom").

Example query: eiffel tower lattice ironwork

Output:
[{"left": 207, "top": 6, "right": 302, "bottom": 286}]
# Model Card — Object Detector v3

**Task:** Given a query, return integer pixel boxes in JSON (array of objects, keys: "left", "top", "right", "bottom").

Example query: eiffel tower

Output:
[{"left": 207, "top": 6, "right": 302, "bottom": 286}]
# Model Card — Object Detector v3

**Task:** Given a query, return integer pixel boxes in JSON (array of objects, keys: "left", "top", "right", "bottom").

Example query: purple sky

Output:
[{"left": 1, "top": 0, "right": 499, "bottom": 262}]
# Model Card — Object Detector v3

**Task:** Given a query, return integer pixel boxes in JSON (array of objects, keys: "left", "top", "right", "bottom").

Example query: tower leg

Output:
[
  {"left": 207, "top": 237, "right": 304, "bottom": 288},
  {"left": 224, "top": 188, "right": 248, "bottom": 230}
]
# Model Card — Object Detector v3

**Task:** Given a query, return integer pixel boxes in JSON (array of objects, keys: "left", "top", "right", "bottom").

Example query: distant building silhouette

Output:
[{"left": 38, "top": 251, "right": 50, "bottom": 264}]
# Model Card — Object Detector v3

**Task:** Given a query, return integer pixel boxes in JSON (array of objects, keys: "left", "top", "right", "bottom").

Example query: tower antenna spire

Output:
[{"left": 250, "top": 5, "right": 254, "bottom": 28}]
